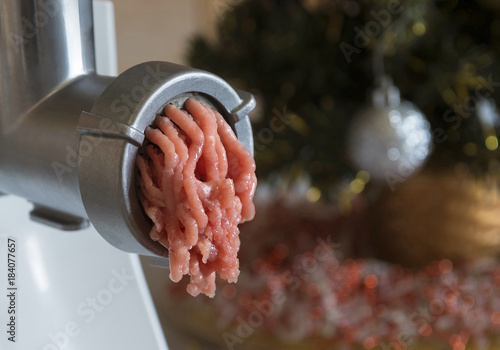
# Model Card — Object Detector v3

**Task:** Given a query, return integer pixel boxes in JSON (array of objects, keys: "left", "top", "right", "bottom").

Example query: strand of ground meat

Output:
[{"left": 136, "top": 98, "right": 256, "bottom": 297}]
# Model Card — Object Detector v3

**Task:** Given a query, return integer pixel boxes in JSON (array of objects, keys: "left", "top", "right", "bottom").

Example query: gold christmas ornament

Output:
[{"left": 370, "top": 168, "right": 500, "bottom": 267}]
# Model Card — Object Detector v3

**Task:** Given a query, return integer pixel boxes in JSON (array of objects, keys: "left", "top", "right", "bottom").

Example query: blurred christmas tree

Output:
[
  {"left": 187, "top": 0, "right": 500, "bottom": 193},
  {"left": 171, "top": 3, "right": 500, "bottom": 347}
]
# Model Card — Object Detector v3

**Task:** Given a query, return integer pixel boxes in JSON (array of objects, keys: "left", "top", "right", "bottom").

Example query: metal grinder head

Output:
[{"left": 77, "top": 61, "right": 255, "bottom": 259}]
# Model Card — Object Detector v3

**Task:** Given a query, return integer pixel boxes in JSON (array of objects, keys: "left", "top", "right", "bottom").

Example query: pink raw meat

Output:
[{"left": 136, "top": 98, "right": 257, "bottom": 297}]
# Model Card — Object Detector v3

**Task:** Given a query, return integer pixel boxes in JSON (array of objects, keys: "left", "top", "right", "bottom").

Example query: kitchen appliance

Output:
[{"left": 0, "top": 1, "right": 255, "bottom": 348}]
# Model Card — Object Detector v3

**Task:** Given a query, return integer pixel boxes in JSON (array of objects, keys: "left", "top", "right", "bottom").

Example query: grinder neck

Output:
[{"left": 0, "top": 0, "right": 96, "bottom": 131}]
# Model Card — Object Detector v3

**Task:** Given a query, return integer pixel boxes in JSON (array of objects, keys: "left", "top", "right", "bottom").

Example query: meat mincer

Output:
[{"left": 0, "top": 1, "right": 255, "bottom": 348}]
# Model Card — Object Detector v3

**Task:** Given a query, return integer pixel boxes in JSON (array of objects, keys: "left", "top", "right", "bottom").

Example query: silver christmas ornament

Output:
[
  {"left": 477, "top": 98, "right": 500, "bottom": 131},
  {"left": 347, "top": 76, "right": 432, "bottom": 181}
]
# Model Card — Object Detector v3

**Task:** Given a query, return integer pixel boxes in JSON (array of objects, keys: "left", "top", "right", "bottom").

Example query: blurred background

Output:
[
  {"left": 118, "top": 1, "right": 500, "bottom": 349},
  {"left": 114, "top": 0, "right": 218, "bottom": 70}
]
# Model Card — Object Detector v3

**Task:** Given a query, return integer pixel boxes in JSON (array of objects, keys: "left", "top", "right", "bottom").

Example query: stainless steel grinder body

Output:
[{"left": 0, "top": 0, "right": 255, "bottom": 258}]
